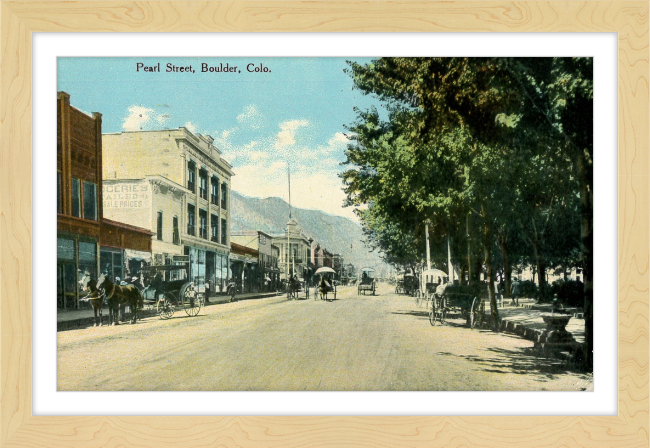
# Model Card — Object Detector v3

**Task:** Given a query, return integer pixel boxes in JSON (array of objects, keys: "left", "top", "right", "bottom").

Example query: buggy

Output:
[
  {"left": 357, "top": 267, "right": 376, "bottom": 295},
  {"left": 429, "top": 283, "right": 484, "bottom": 328},
  {"left": 140, "top": 263, "right": 203, "bottom": 319}
]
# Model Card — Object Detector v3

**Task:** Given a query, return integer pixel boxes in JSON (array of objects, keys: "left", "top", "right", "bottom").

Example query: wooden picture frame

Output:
[{"left": 1, "top": 1, "right": 647, "bottom": 447}]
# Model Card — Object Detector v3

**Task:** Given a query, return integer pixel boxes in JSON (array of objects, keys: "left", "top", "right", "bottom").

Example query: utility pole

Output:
[
  {"left": 467, "top": 214, "right": 471, "bottom": 284},
  {"left": 286, "top": 164, "right": 291, "bottom": 297},
  {"left": 425, "top": 221, "right": 431, "bottom": 271},
  {"left": 447, "top": 234, "right": 453, "bottom": 283}
]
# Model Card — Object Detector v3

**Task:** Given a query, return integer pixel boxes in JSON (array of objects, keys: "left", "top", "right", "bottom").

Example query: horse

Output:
[
  {"left": 96, "top": 273, "right": 144, "bottom": 325},
  {"left": 319, "top": 276, "right": 332, "bottom": 301},
  {"left": 78, "top": 270, "right": 105, "bottom": 327}
]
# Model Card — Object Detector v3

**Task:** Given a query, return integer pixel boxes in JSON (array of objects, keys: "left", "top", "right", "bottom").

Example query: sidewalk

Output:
[
  {"left": 475, "top": 299, "right": 586, "bottom": 362},
  {"left": 57, "top": 290, "right": 281, "bottom": 332}
]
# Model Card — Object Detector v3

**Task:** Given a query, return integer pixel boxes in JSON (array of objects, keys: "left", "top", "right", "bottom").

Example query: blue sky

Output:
[{"left": 58, "top": 57, "right": 381, "bottom": 220}]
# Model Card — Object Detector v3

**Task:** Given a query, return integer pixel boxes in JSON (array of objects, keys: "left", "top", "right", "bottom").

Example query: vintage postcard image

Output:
[{"left": 56, "top": 57, "right": 593, "bottom": 391}]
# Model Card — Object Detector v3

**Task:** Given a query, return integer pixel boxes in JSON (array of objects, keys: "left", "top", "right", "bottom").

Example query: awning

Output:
[{"left": 124, "top": 249, "right": 152, "bottom": 263}]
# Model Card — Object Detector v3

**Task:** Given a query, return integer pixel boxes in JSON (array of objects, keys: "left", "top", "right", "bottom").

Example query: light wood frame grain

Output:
[{"left": 1, "top": 1, "right": 647, "bottom": 447}]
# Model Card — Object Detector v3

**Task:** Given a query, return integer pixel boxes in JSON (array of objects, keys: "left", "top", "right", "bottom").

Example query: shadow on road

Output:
[
  {"left": 392, "top": 310, "right": 430, "bottom": 318},
  {"left": 435, "top": 345, "right": 591, "bottom": 380}
]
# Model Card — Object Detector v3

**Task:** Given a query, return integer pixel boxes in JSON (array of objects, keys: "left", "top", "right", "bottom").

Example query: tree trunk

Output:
[
  {"left": 482, "top": 203, "right": 499, "bottom": 330},
  {"left": 498, "top": 233, "right": 511, "bottom": 299},
  {"left": 531, "top": 218, "right": 548, "bottom": 301}
]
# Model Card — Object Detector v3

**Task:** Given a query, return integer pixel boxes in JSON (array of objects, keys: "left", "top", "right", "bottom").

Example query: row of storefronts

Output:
[{"left": 57, "top": 91, "right": 345, "bottom": 310}]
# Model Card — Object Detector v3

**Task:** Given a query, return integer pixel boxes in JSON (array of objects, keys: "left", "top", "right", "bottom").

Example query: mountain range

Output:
[{"left": 230, "top": 191, "right": 385, "bottom": 271}]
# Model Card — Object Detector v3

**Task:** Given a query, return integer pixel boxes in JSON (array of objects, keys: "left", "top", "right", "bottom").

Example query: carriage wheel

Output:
[
  {"left": 157, "top": 294, "right": 175, "bottom": 320},
  {"left": 180, "top": 283, "right": 202, "bottom": 317},
  {"left": 470, "top": 297, "right": 484, "bottom": 328},
  {"left": 429, "top": 300, "right": 437, "bottom": 326},
  {"left": 470, "top": 297, "right": 480, "bottom": 329},
  {"left": 439, "top": 306, "right": 447, "bottom": 324}
]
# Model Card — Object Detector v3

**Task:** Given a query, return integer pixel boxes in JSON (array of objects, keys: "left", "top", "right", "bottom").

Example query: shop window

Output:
[
  {"left": 187, "top": 204, "right": 195, "bottom": 236},
  {"left": 71, "top": 178, "right": 81, "bottom": 217},
  {"left": 100, "top": 249, "right": 123, "bottom": 281},
  {"left": 83, "top": 181, "right": 97, "bottom": 221},
  {"left": 157, "top": 211, "right": 163, "bottom": 241},
  {"left": 78, "top": 241, "right": 97, "bottom": 290},
  {"left": 57, "top": 238, "right": 75, "bottom": 261}
]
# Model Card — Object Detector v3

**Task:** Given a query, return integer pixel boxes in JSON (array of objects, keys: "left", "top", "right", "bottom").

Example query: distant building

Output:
[
  {"left": 231, "top": 230, "right": 280, "bottom": 291},
  {"left": 102, "top": 128, "right": 234, "bottom": 292},
  {"left": 57, "top": 92, "right": 151, "bottom": 311},
  {"left": 272, "top": 219, "right": 312, "bottom": 281},
  {"left": 230, "top": 242, "right": 259, "bottom": 293}
]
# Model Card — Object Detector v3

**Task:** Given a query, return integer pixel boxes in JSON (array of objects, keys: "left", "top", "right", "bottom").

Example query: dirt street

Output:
[{"left": 58, "top": 284, "right": 593, "bottom": 391}]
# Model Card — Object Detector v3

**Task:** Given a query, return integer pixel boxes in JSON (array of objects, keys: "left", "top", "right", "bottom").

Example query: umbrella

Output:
[{"left": 315, "top": 267, "right": 336, "bottom": 275}]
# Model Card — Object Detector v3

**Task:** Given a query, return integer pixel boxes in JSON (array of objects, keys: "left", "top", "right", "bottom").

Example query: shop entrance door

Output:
[{"left": 57, "top": 262, "right": 77, "bottom": 310}]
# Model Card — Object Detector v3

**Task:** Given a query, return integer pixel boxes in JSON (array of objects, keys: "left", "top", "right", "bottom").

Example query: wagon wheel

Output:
[
  {"left": 180, "top": 283, "right": 202, "bottom": 317},
  {"left": 157, "top": 293, "right": 175, "bottom": 320},
  {"left": 470, "top": 297, "right": 480, "bottom": 329},
  {"left": 429, "top": 297, "right": 438, "bottom": 326}
]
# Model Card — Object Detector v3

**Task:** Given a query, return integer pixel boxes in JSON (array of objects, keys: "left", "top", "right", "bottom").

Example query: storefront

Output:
[
  {"left": 185, "top": 246, "right": 230, "bottom": 296},
  {"left": 56, "top": 233, "right": 99, "bottom": 311},
  {"left": 99, "top": 218, "right": 153, "bottom": 285}
]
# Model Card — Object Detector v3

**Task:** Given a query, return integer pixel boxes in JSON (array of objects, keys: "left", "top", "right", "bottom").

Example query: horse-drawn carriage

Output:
[
  {"left": 140, "top": 263, "right": 203, "bottom": 319},
  {"left": 357, "top": 267, "right": 376, "bottom": 296},
  {"left": 286, "top": 276, "right": 310, "bottom": 300},
  {"left": 428, "top": 283, "right": 484, "bottom": 328},
  {"left": 314, "top": 267, "right": 337, "bottom": 301}
]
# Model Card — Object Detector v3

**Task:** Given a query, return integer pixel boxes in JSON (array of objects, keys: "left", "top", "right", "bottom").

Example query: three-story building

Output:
[{"left": 102, "top": 128, "right": 234, "bottom": 292}]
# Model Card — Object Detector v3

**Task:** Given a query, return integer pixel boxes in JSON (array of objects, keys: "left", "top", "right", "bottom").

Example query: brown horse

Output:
[
  {"left": 96, "top": 273, "right": 144, "bottom": 325},
  {"left": 78, "top": 271, "right": 105, "bottom": 327}
]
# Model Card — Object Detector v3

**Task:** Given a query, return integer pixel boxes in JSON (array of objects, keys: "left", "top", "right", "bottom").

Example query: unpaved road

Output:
[{"left": 58, "top": 284, "right": 593, "bottom": 391}]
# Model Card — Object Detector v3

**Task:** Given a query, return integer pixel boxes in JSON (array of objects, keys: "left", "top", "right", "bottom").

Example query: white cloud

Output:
[
  {"left": 184, "top": 121, "right": 197, "bottom": 133},
  {"left": 275, "top": 119, "right": 309, "bottom": 152},
  {"left": 236, "top": 104, "right": 263, "bottom": 129},
  {"left": 122, "top": 105, "right": 170, "bottom": 131},
  {"left": 213, "top": 128, "right": 237, "bottom": 153},
  {"left": 328, "top": 132, "right": 350, "bottom": 146},
  {"left": 231, "top": 160, "right": 356, "bottom": 221}
]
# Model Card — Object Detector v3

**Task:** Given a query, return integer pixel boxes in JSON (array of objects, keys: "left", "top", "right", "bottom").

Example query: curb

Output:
[
  {"left": 57, "top": 292, "right": 281, "bottom": 332},
  {"left": 473, "top": 315, "right": 585, "bottom": 365}
]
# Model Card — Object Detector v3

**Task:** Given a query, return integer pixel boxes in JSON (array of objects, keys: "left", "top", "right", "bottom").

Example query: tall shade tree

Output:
[{"left": 343, "top": 57, "right": 591, "bottom": 359}]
